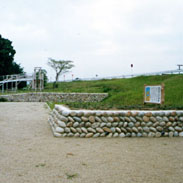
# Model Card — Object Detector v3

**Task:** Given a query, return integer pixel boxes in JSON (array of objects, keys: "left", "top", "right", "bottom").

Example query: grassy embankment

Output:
[{"left": 44, "top": 74, "right": 183, "bottom": 110}]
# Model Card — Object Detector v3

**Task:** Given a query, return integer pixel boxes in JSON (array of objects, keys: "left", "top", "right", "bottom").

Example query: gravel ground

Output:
[{"left": 0, "top": 102, "right": 183, "bottom": 183}]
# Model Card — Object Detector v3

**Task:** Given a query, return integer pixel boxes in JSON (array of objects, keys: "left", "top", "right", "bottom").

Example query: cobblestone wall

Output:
[
  {"left": 49, "top": 105, "right": 183, "bottom": 138},
  {"left": 0, "top": 92, "right": 108, "bottom": 102}
]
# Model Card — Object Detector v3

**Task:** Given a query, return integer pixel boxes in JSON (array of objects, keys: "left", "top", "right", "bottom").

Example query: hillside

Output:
[{"left": 42, "top": 74, "right": 183, "bottom": 109}]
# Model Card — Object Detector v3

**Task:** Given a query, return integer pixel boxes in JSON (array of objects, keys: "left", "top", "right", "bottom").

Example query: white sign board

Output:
[{"left": 144, "top": 85, "right": 164, "bottom": 104}]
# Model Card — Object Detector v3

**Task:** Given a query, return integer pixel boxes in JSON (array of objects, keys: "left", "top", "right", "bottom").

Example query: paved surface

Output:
[{"left": 0, "top": 102, "right": 183, "bottom": 183}]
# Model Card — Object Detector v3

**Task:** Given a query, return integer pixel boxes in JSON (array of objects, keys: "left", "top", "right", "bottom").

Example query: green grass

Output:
[
  {"left": 1, "top": 74, "right": 183, "bottom": 109},
  {"left": 44, "top": 74, "right": 183, "bottom": 110}
]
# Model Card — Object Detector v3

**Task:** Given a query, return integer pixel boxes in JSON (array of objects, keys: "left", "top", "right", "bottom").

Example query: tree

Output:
[
  {"left": 0, "top": 34, "right": 23, "bottom": 76},
  {"left": 47, "top": 58, "right": 74, "bottom": 88}
]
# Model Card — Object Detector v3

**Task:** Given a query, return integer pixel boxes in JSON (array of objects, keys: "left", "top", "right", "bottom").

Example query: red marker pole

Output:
[{"left": 131, "top": 64, "right": 133, "bottom": 77}]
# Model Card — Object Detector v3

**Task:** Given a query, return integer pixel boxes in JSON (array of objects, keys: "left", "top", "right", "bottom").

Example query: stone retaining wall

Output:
[
  {"left": 48, "top": 105, "right": 183, "bottom": 138},
  {"left": 0, "top": 92, "right": 108, "bottom": 102}
]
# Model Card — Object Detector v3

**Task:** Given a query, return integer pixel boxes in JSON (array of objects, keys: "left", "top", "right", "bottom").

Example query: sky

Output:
[{"left": 0, "top": 0, "right": 183, "bottom": 81}]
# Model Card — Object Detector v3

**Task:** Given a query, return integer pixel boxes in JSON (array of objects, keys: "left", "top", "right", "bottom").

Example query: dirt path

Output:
[{"left": 0, "top": 102, "right": 183, "bottom": 183}]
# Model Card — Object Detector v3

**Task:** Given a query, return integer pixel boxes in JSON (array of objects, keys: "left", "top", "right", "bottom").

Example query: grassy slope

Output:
[{"left": 45, "top": 74, "right": 183, "bottom": 110}]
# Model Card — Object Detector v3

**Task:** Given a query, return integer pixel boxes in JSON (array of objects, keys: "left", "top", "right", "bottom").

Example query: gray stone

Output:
[
  {"left": 84, "top": 112, "right": 92, "bottom": 117},
  {"left": 147, "top": 122, "right": 153, "bottom": 127},
  {"left": 96, "top": 128, "right": 104, "bottom": 133},
  {"left": 87, "top": 127, "right": 96, "bottom": 133},
  {"left": 101, "top": 117, "right": 108, "bottom": 122},
  {"left": 55, "top": 127, "right": 64, "bottom": 133},
  {"left": 58, "top": 115, "right": 68, "bottom": 122},
  {"left": 128, "top": 122, "right": 134, "bottom": 128},
  {"left": 106, "top": 123, "right": 112, "bottom": 127},
  {"left": 119, "top": 122, "right": 123, "bottom": 127},
  {"left": 113, "top": 133, "right": 119, "bottom": 137},
  {"left": 95, "top": 116, "right": 102, "bottom": 122},
  {"left": 175, "top": 126, "right": 182, "bottom": 132},
  {"left": 92, "top": 123, "right": 100, "bottom": 128},
  {"left": 65, "top": 127, "right": 71, "bottom": 133},
  {"left": 54, "top": 132, "right": 62, "bottom": 137},
  {"left": 57, "top": 121, "right": 66, "bottom": 128},
  {"left": 77, "top": 111, "right": 84, "bottom": 117},
  {"left": 148, "top": 132, "right": 155, "bottom": 137},
  {"left": 138, "top": 127, "right": 143, "bottom": 132},
  {"left": 130, "top": 117, "right": 136, "bottom": 123},
  {"left": 156, "top": 126, "right": 163, "bottom": 132},
  {"left": 86, "top": 133, "right": 93, "bottom": 138},
  {"left": 85, "top": 122, "right": 92, "bottom": 127},
  {"left": 68, "top": 133, "right": 74, "bottom": 137},
  {"left": 163, "top": 116, "right": 169, "bottom": 122},
  {"left": 73, "top": 122, "right": 79, "bottom": 128},
  {"left": 73, "top": 117, "right": 81, "bottom": 122},
  {"left": 141, "top": 122, "right": 146, "bottom": 127},
  {"left": 153, "top": 122, "right": 159, "bottom": 127},
  {"left": 70, "top": 127, "right": 77, "bottom": 133},
  {"left": 131, "top": 133, "right": 136, "bottom": 137},
  {"left": 136, "top": 116, "right": 142, "bottom": 122},
  {"left": 96, "top": 112, "right": 102, "bottom": 116},
  {"left": 112, "top": 122, "right": 118, "bottom": 127},
  {"left": 81, "top": 117, "right": 88, "bottom": 122},
  {"left": 76, "top": 128, "right": 82, "bottom": 133},
  {"left": 93, "top": 133, "right": 100, "bottom": 138},
  {"left": 119, "top": 133, "right": 125, "bottom": 137},
  {"left": 155, "top": 132, "right": 161, "bottom": 137},
  {"left": 126, "top": 133, "right": 131, "bottom": 137},
  {"left": 160, "top": 122, "right": 166, "bottom": 126},
  {"left": 68, "top": 116, "right": 74, "bottom": 122},
  {"left": 124, "top": 117, "right": 131, "bottom": 122},
  {"left": 126, "top": 127, "right": 132, "bottom": 132},
  {"left": 168, "top": 127, "right": 175, "bottom": 132},
  {"left": 142, "top": 132, "right": 148, "bottom": 137},
  {"left": 150, "top": 127, "right": 157, "bottom": 133},
  {"left": 116, "top": 127, "right": 121, "bottom": 133},
  {"left": 179, "top": 132, "right": 183, "bottom": 137},
  {"left": 70, "top": 111, "right": 77, "bottom": 116},
  {"left": 74, "top": 133, "right": 80, "bottom": 137},
  {"left": 174, "top": 131, "right": 179, "bottom": 137},
  {"left": 81, "top": 127, "right": 88, "bottom": 133},
  {"left": 150, "top": 117, "right": 157, "bottom": 122},
  {"left": 62, "top": 111, "right": 70, "bottom": 117},
  {"left": 121, "top": 127, "right": 127, "bottom": 133},
  {"left": 62, "top": 133, "right": 67, "bottom": 137},
  {"left": 107, "top": 117, "right": 114, "bottom": 122},
  {"left": 110, "top": 127, "right": 116, "bottom": 133},
  {"left": 80, "top": 133, "right": 86, "bottom": 138},
  {"left": 123, "top": 122, "right": 128, "bottom": 127},
  {"left": 100, "top": 122, "right": 106, "bottom": 128},
  {"left": 137, "top": 133, "right": 142, "bottom": 137},
  {"left": 156, "top": 116, "right": 163, "bottom": 122},
  {"left": 119, "top": 117, "right": 125, "bottom": 121},
  {"left": 107, "top": 133, "right": 113, "bottom": 138},
  {"left": 80, "top": 122, "right": 85, "bottom": 127},
  {"left": 132, "top": 127, "right": 138, "bottom": 133},
  {"left": 143, "top": 127, "right": 149, "bottom": 133},
  {"left": 100, "top": 133, "right": 106, "bottom": 137}
]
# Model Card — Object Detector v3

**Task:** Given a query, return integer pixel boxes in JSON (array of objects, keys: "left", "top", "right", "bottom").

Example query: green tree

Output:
[
  {"left": 0, "top": 34, "right": 23, "bottom": 76},
  {"left": 47, "top": 58, "right": 74, "bottom": 88}
]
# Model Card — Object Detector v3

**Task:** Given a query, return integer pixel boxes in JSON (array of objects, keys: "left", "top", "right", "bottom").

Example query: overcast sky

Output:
[{"left": 0, "top": 0, "right": 183, "bottom": 81}]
